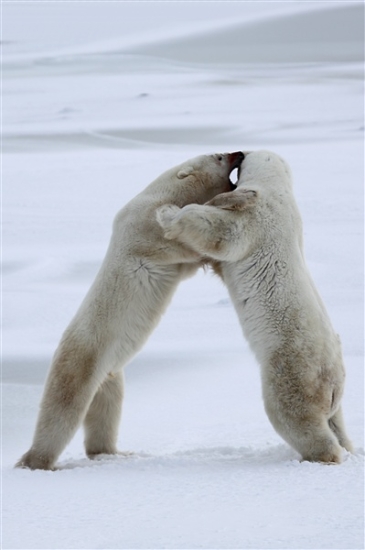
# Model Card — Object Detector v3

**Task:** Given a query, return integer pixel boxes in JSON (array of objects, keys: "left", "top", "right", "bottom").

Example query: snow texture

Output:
[{"left": 2, "top": 2, "right": 364, "bottom": 549}]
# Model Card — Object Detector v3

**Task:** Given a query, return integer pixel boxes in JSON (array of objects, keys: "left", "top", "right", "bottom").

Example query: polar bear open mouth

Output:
[
  {"left": 229, "top": 151, "right": 245, "bottom": 189},
  {"left": 231, "top": 150, "right": 252, "bottom": 186},
  {"left": 229, "top": 168, "right": 239, "bottom": 189}
]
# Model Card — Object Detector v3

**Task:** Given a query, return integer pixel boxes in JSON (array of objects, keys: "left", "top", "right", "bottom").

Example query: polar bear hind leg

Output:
[
  {"left": 328, "top": 406, "right": 353, "bottom": 453},
  {"left": 16, "top": 338, "right": 107, "bottom": 470},
  {"left": 84, "top": 371, "right": 124, "bottom": 458}
]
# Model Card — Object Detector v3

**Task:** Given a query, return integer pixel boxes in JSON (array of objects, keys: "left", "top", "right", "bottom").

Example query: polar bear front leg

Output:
[
  {"left": 155, "top": 204, "right": 188, "bottom": 241},
  {"left": 157, "top": 202, "right": 251, "bottom": 263},
  {"left": 157, "top": 203, "right": 220, "bottom": 254},
  {"left": 206, "top": 188, "right": 257, "bottom": 211}
]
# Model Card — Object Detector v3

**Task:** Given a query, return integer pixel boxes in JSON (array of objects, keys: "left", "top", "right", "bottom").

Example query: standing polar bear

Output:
[
  {"left": 157, "top": 150, "right": 353, "bottom": 463},
  {"left": 16, "top": 152, "right": 243, "bottom": 470}
]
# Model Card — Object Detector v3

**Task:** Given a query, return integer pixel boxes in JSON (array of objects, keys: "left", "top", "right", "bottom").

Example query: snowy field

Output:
[{"left": 2, "top": 2, "right": 364, "bottom": 549}]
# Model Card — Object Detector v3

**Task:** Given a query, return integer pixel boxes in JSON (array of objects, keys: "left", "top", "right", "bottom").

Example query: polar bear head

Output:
[
  {"left": 206, "top": 150, "right": 302, "bottom": 248},
  {"left": 149, "top": 152, "right": 244, "bottom": 207},
  {"left": 237, "top": 150, "right": 293, "bottom": 195},
  {"left": 208, "top": 150, "right": 295, "bottom": 210},
  {"left": 237, "top": 150, "right": 302, "bottom": 246}
]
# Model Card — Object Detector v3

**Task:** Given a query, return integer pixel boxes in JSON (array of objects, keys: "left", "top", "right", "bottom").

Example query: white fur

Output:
[
  {"left": 16, "top": 152, "right": 242, "bottom": 470},
  {"left": 157, "top": 150, "right": 353, "bottom": 463}
]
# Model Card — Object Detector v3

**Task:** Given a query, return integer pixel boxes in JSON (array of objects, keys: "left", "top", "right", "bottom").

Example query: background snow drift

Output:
[{"left": 2, "top": 2, "right": 364, "bottom": 549}]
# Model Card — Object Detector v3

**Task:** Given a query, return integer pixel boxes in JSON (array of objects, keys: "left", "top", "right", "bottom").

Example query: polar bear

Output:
[
  {"left": 16, "top": 152, "right": 243, "bottom": 470},
  {"left": 157, "top": 150, "right": 353, "bottom": 463}
]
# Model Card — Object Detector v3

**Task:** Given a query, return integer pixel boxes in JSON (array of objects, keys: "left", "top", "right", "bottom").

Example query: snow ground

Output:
[{"left": 1, "top": 2, "right": 364, "bottom": 549}]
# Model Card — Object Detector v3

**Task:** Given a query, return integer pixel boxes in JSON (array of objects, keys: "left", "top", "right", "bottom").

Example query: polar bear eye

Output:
[{"left": 216, "top": 155, "right": 223, "bottom": 161}]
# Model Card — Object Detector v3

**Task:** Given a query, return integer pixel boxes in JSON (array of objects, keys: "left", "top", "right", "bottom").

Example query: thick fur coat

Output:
[
  {"left": 16, "top": 152, "right": 243, "bottom": 470},
  {"left": 157, "top": 150, "right": 353, "bottom": 463}
]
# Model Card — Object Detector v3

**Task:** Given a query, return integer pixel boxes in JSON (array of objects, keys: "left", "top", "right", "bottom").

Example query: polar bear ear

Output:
[
  {"left": 207, "top": 189, "right": 257, "bottom": 211},
  {"left": 177, "top": 166, "right": 194, "bottom": 179}
]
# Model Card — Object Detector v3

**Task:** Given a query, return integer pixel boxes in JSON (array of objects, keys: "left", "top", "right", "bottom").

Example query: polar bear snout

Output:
[{"left": 228, "top": 151, "right": 245, "bottom": 170}]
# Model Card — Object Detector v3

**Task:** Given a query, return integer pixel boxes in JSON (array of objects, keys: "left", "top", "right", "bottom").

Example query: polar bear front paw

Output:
[{"left": 156, "top": 205, "right": 182, "bottom": 239}]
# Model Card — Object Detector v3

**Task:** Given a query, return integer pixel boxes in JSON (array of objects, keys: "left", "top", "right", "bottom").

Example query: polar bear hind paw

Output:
[
  {"left": 300, "top": 442, "right": 343, "bottom": 465},
  {"left": 15, "top": 449, "right": 56, "bottom": 471}
]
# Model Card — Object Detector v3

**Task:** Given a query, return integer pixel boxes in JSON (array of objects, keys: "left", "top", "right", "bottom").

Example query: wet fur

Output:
[{"left": 157, "top": 150, "right": 353, "bottom": 463}]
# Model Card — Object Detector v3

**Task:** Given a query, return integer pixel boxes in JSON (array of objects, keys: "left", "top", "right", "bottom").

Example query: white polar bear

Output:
[
  {"left": 16, "top": 152, "right": 243, "bottom": 470},
  {"left": 157, "top": 150, "right": 353, "bottom": 463}
]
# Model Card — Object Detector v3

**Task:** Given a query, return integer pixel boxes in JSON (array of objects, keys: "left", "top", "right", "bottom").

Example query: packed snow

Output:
[{"left": 2, "top": 2, "right": 364, "bottom": 549}]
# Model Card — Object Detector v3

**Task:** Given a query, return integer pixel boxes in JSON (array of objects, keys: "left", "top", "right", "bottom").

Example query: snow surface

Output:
[{"left": 1, "top": 2, "right": 364, "bottom": 549}]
